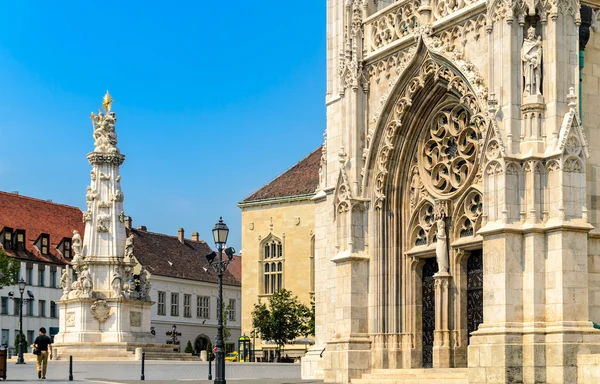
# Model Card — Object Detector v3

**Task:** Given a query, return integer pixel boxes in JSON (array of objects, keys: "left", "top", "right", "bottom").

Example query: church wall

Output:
[
  {"left": 582, "top": 30, "right": 600, "bottom": 324},
  {"left": 239, "top": 199, "right": 315, "bottom": 352}
]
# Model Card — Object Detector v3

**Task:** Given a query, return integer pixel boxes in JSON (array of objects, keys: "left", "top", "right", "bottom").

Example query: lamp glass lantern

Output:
[
  {"left": 212, "top": 217, "right": 229, "bottom": 245},
  {"left": 18, "top": 277, "right": 26, "bottom": 293}
]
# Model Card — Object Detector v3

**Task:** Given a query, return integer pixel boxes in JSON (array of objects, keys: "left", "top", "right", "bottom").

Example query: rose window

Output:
[{"left": 420, "top": 105, "right": 479, "bottom": 197}]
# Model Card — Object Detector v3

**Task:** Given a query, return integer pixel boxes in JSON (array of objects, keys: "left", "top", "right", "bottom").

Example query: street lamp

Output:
[
  {"left": 9, "top": 277, "right": 34, "bottom": 364},
  {"left": 206, "top": 217, "right": 235, "bottom": 384}
]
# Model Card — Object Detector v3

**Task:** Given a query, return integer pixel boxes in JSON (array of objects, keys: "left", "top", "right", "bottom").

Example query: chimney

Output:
[
  {"left": 191, "top": 232, "right": 199, "bottom": 241},
  {"left": 138, "top": 225, "right": 147, "bottom": 231},
  {"left": 178, "top": 228, "right": 185, "bottom": 243},
  {"left": 125, "top": 216, "right": 132, "bottom": 229}
]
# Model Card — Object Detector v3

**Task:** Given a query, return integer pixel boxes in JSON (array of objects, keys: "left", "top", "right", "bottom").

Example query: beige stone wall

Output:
[{"left": 239, "top": 198, "right": 315, "bottom": 352}]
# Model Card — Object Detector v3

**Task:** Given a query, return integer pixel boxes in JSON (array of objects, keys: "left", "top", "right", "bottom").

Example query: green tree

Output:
[
  {"left": 184, "top": 340, "right": 194, "bottom": 354},
  {"left": 14, "top": 333, "right": 26, "bottom": 352},
  {"left": 0, "top": 249, "right": 19, "bottom": 288},
  {"left": 222, "top": 302, "right": 232, "bottom": 343},
  {"left": 251, "top": 289, "right": 312, "bottom": 361},
  {"left": 206, "top": 341, "right": 214, "bottom": 361}
]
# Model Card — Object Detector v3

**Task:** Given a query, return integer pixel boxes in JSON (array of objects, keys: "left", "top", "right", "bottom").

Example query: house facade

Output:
[
  {"left": 0, "top": 191, "right": 83, "bottom": 353},
  {"left": 238, "top": 147, "right": 320, "bottom": 360},
  {"left": 126, "top": 220, "right": 242, "bottom": 354}
]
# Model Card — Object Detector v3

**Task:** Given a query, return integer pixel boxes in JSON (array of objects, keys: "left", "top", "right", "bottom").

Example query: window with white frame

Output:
[
  {"left": 263, "top": 238, "right": 283, "bottom": 294},
  {"left": 157, "top": 291, "right": 166, "bottom": 315},
  {"left": 171, "top": 293, "right": 179, "bottom": 316},
  {"left": 39, "top": 300, "right": 46, "bottom": 317},
  {"left": 197, "top": 296, "right": 210, "bottom": 319},
  {"left": 228, "top": 299, "right": 236, "bottom": 321},
  {"left": 184, "top": 294, "right": 191, "bottom": 318}
]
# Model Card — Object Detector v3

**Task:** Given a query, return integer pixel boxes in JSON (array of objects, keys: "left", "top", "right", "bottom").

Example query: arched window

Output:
[{"left": 262, "top": 238, "right": 283, "bottom": 294}]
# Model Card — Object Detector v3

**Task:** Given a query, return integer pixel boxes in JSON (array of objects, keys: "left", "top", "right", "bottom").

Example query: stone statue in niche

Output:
[
  {"left": 434, "top": 203, "right": 449, "bottom": 275},
  {"left": 522, "top": 26, "right": 543, "bottom": 97},
  {"left": 139, "top": 265, "right": 151, "bottom": 301}
]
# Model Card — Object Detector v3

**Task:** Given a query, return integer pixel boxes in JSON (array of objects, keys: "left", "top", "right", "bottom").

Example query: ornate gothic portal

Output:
[{"left": 307, "top": 1, "right": 600, "bottom": 383}]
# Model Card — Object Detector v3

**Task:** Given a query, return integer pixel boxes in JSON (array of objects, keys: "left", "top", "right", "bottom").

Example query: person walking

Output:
[{"left": 32, "top": 327, "right": 52, "bottom": 379}]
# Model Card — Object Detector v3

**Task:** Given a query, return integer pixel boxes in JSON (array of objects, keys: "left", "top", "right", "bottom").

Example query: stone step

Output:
[
  {"left": 143, "top": 352, "right": 202, "bottom": 361},
  {"left": 353, "top": 368, "right": 469, "bottom": 384}
]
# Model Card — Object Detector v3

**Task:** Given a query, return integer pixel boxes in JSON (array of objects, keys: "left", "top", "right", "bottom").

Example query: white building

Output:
[
  {"left": 126, "top": 220, "right": 242, "bottom": 354},
  {"left": 0, "top": 190, "right": 242, "bottom": 357},
  {"left": 0, "top": 191, "right": 83, "bottom": 354}
]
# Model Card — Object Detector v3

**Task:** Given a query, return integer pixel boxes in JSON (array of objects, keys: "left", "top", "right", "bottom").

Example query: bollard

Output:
[
  {"left": 208, "top": 355, "right": 212, "bottom": 380},
  {"left": 141, "top": 352, "right": 145, "bottom": 380},
  {"left": 69, "top": 355, "right": 73, "bottom": 381}
]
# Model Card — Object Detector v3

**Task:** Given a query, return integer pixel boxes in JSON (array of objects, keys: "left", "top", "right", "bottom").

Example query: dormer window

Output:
[
  {"left": 40, "top": 234, "right": 49, "bottom": 255},
  {"left": 58, "top": 238, "right": 72, "bottom": 258},
  {"left": 64, "top": 239, "right": 71, "bottom": 258},
  {"left": 13, "top": 230, "right": 25, "bottom": 252}
]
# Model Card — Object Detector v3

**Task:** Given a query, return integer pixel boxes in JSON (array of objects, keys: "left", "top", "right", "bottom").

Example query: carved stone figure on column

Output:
[
  {"left": 435, "top": 214, "right": 449, "bottom": 274},
  {"left": 79, "top": 266, "right": 94, "bottom": 298},
  {"left": 124, "top": 233, "right": 134, "bottom": 263},
  {"left": 139, "top": 265, "right": 150, "bottom": 300},
  {"left": 72, "top": 230, "right": 82, "bottom": 260},
  {"left": 111, "top": 267, "right": 122, "bottom": 298},
  {"left": 522, "top": 26, "right": 543, "bottom": 97},
  {"left": 60, "top": 268, "right": 71, "bottom": 299}
]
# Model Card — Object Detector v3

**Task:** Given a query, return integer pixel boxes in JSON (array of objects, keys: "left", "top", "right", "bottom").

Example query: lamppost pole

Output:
[
  {"left": 10, "top": 277, "right": 30, "bottom": 365},
  {"left": 17, "top": 287, "right": 24, "bottom": 364},
  {"left": 206, "top": 217, "right": 235, "bottom": 384},
  {"left": 215, "top": 245, "right": 225, "bottom": 384}
]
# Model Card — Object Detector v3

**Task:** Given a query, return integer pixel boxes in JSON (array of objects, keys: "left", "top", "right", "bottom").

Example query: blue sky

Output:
[{"left": 0, "top": 1, "right": 325, "bottom": 251}]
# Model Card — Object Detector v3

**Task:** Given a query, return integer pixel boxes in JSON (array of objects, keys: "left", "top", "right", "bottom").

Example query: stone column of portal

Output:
[{"left": 433, "top": 272, "right": 451, "bottom": 368}]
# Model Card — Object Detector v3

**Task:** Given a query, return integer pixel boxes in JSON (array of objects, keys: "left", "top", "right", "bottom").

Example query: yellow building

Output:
[{"left": 238, "top": 147, "right": 321, "bottom": 361}]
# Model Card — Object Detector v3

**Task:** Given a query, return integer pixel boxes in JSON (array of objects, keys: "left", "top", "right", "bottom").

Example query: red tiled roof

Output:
[
  {"left": 241, "top": 146, "right": 322, "bottom": 203},
  {"left": 0, "top": 191, "right": 84, "bottom": 265},
  {"left": 130, "top": 228, "right": 241, "bottom": 287}
]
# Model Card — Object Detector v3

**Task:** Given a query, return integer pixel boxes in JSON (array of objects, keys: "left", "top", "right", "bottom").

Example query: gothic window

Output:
[
  {"left": 419, "top": 105, "right": 479, "bottom": 199},
  {"left": 454, "top": 190, "right": 483, "bottom": 239},
  {"left": 262, "top": 237, "right": 283, "bottom": 295}
]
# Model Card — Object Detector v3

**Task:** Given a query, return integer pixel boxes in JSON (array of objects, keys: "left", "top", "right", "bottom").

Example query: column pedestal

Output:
[{"left": 433, "top": 272, "right": 452, "bottom": 368}]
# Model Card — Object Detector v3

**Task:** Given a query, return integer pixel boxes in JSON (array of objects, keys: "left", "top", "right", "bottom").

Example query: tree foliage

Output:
[
  {"left": 184, "top": 340, "right": 194, "bottom": 354},
  {"left": 222, "top": 302, "right": 232, "bottom": 343},
  {"left": 14, "top": 333, "right": 26, "bottom": 351},
  {"left": 0, "top": 249, "right": 19, "bottom": 289},
  {"left": 251, "top": 289, "right": 312, "bottom": 360}
]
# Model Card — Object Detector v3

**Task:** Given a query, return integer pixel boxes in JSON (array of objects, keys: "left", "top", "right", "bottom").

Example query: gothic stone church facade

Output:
[{"left": 302, "top": 0, "right": 600, "bottom": 383}]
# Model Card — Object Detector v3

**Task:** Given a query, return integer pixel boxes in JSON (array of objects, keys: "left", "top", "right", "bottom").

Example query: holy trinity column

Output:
[{"left": 54, "top": 92, "right": 154, "bottom": 348}]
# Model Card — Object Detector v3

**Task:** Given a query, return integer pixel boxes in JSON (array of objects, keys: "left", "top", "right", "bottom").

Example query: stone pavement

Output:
[{"left": 8, "top": 360, "right": 323, "bottom": 384}]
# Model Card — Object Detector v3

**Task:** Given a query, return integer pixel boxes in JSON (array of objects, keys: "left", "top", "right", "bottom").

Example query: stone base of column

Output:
[
  {"left": 301, "top": 345, "right": 325, "bottom": 380},
  {"left": 433, "top": 272, "right": 452, "bottom": 368},
  {"left": 468, "top": 322, "right": 600, "bottom": 384},
  {"left": 433, "top": 330, "right": 452, "bottom": 368},
  {"left": 323, "top": 335, "right": 371, "bottom": 383}
]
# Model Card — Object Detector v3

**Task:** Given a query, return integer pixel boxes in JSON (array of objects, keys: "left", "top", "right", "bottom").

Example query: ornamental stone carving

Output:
[
  {"left": 130, "top": 311, "right": 142, "bottom": 327},
  {"left": 91, "top": 110, "right": 120, "bottom": 154},
  {"left": 419, "top": 105, "right": 479, "bottom": 198},
  {"left": 66, "top": 312, "right": 75, "bottom": 327},
  {"left": 90, "top": 300, "right": 111, "bottom": 322},
  {"left": 72, "top": 230, "right": 82, "bottom": 258}
]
